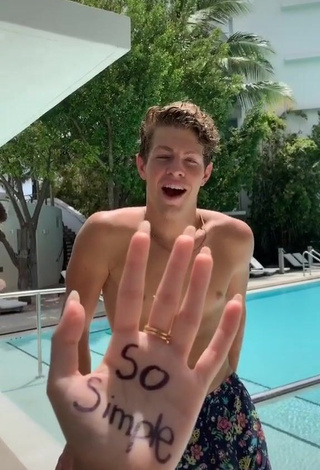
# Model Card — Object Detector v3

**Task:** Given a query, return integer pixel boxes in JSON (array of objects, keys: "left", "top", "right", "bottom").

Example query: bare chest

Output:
[{"left": 103, "top": 241, "right": 230, "bottom": 330}]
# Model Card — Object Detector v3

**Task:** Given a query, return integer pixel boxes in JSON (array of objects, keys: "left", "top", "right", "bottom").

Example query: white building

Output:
[
  {"left": 233, "top": 0, "right": 320, "bottom": 135},
  {"left": 0, "top": 195, "right": 64, "bottom": 291}
]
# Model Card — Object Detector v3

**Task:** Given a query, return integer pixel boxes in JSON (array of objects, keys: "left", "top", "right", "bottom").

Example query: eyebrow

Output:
[{"left": 154, "top": 145, "right": 200, "bottom": 156}]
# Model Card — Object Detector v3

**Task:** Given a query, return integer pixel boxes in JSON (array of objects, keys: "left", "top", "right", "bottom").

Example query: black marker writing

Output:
[
  {"left": 115, "top": 344, "right": 138, "bottom": 380},
  {"left": 103, "top": 398, "right": 134, "bottom": 436},
  {"left": 116, "top": 343, "right": 170, "bottom": 391},
  {"left": 139, "top": 365, "right": 169, "bottom": 391},
  {"left": 127, "top": 413, "right": 174, "bottom": 464},
  {"left": 73, "top": 377, "right": 102, "bottom": 412},
  {"left": 73, "top": 344, "right": 174, "bottom": 464}
]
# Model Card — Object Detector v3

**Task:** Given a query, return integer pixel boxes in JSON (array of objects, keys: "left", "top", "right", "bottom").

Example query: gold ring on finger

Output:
[{"left": 143, "top": 324, "right": 172, "bottom": 344}]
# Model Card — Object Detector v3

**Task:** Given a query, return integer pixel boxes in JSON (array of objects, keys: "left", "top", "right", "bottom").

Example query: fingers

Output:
[
  {"left": 170, "top": 246, "right": 213, "bottom": 356},
  {"left": 113, "top": 221, "right": 150, "bottom": 332},
  {"left": 146, "top": 226, "right": 195, "bottom": 334},
  {"left": 195, "top": 295, "right": 242, "bottom": 386},
  {"left": 49, "top": 291, "right": 85, "bottom": 379},
  {"left": 0, "top": 279, "right": 6, "bottom": 291}
]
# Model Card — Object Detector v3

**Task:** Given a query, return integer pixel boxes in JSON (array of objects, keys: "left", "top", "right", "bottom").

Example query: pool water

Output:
[
  {"left": 0, "top": 281, "right": 320, "bottom": 469},
  {"left": 238, "top": 282, "right": 320, "bottom": 468},
  {"left": 239, "top": 281, "right": 320, "bottom": 388}
]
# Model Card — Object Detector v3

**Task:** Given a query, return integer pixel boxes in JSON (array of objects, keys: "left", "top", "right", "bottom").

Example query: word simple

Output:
[{"left": 73, "top": 344, "right": 175, "bottom": 464}]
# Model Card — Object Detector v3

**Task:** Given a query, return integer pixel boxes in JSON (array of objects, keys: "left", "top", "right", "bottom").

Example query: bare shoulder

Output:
[
  {"left": 66, "top": 207, "right": 144, "bottom": 293},
  {"left": 79, "top": 207, "right": 144, "bottom": 240},
  {"left": 201, "top": 209, "right": 254, "bottom": 257},
  {"left": 84, "top": 206, "right": 144, "bottom": 228}
]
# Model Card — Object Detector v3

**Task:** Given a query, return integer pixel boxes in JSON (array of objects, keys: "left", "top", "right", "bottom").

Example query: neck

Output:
[{"left": 144, "top": 203, "right": 202, "bottom": 247}]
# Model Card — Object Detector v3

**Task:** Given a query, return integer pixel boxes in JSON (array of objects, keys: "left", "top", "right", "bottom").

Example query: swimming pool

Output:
[{"left": 0, "top": 280, "right": 319, "bottom": 469}]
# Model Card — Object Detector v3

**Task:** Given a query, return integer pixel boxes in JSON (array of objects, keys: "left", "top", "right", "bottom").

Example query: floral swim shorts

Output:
[{"left": 176, "top": 373, "right": 271, "bottom": 469}]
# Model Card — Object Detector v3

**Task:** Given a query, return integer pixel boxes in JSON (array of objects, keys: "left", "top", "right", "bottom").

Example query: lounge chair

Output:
[
  {"left": 283, "top": 253, "right": 303, "bottom": 269},
  {"left": 0, "top": 299, "right": 27, "bottom": 314},
  {"left": 249, "top": 268, "right": 265, "bottom": 278},
  {"left": 292, "top": 253, "right": 320, "bottom": 267},
  {"left": 250, "top": 257, "right": 280, "bottom": 276}
]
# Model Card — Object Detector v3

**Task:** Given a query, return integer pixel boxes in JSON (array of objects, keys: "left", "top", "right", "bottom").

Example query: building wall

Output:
[
  {"left": 285, "top": 109, "right": 320, "bottom": 135},
  {"left": 36, "top": 204, "right": 64, "bottom": 289},
  {"left": 0, "top": 198, "right": 63, "bottom": 291},
  {"left": 233, "top": 0, "right": 320, "bottom": 135},
  {"left": 54, "top": 198, "right": 85, "bottom": 235}
]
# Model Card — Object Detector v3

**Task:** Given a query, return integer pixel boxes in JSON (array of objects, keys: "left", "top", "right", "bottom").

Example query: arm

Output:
[
  {"left": 226, "top": 224, "right": 254, "bottom": 371},
  {"left": 48, "top": 223, "right": 242, "bottom": 470},
  {"left": 226, "top": 268, "right": 249, "bottom": 371},
  {"left": 64, "top": 212, "right": 110, "bottom": 375}
]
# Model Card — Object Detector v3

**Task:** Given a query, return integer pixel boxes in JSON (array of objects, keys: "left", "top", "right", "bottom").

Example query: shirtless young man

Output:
[{"left": 57, "top": 102, "right": 271, "bottom": 469}]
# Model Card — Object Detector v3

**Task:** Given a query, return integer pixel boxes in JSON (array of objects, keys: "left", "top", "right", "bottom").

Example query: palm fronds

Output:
[{"left": 237, "top": 82, "right": 294, "bottom": 109}]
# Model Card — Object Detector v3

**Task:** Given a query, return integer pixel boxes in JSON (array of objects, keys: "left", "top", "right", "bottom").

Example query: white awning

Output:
[{"left": 0, "top": 0, "right": 131, "bottom": 147}]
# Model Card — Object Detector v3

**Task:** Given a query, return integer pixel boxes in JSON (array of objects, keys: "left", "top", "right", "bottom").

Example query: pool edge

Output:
[{"left": 0, "top": 391, "right": 63, "bottom": 470}]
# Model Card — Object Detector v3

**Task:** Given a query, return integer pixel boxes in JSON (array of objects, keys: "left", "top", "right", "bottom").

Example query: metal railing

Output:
[
  {"left": 0, "top": 287, "right": 66, "bottom": 378},
  {"left": 0, "top": 287, "right": 104, "bottom": 378},
  {"left": 1, "top": 289, "right": 319, "bottom": 408},
  {"left": 252, "top": 375, "right": 320, "bottom": 407},
  {"left": 302, "top": 249, "right": 320, "bottom": 276}
]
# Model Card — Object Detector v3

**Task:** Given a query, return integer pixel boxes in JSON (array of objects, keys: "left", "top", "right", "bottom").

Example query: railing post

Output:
[
  {"left": 307, "top": 246, "right": 313, "bottom": 269},
  {"left": 36, "top": 293, "right": 44, "bottom": 378},
  {"left": 278, "top": 248, "right": 285, "bottom": 274}
]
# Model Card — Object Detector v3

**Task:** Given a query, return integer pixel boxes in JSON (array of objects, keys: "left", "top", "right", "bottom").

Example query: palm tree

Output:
[{"left": 181, "top": 0, "right": 293, "bottom": 109}]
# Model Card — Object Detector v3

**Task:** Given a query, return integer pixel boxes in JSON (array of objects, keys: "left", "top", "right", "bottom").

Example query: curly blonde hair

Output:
[{"left": 139, "top": 101, "right": 220, "bottom": 166}]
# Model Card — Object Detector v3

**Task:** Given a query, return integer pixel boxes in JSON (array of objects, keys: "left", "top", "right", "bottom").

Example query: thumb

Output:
[{"left": 49, "top": 290, "right": 85, "bottom": 379}]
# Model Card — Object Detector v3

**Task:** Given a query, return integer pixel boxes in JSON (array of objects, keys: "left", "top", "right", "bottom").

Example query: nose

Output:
[{"left": 165, "top": 160, "right": 185, "bottom": 178}]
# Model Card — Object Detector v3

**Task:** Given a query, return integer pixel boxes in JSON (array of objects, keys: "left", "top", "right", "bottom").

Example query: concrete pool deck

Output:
[
  {"left": 247, "top": 269, "right": 320, "bottom": 291},
  {"left": 0, "top": 390, "right": 61, "bottom": 470},
  {"left": 1, "top": 270, "right": 320, "bottom": 337}
]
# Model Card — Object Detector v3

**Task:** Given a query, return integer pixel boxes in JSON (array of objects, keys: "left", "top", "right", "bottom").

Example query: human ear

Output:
[
  {"left": 201, "top": 162, "right": 213, "bottom": 186},
  {"left": 136, "top": 154, "right": 147, "bottom": 180}
]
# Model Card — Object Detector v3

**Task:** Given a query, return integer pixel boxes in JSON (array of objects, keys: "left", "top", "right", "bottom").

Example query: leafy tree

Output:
[
  {"left": 188, "top": 0, "right": 293, "bottom": 108},
  {"left": 52, "top": 0, "right": 242, "bottom": 212},
  {"left": 199, "top": 107, "right": 284, "bottom": 210},
  {"left": 250, "top": 116, "right": 320, "bottom": 256},
  {"left": 53, "top": 0, "right": 293, "bottom": 215},
  {"left": 0, "top": 122, "right": 68, "bottom": 290}
]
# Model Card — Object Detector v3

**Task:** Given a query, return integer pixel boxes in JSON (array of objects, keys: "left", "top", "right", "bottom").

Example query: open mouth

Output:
[{"left": 162, "top": 186, "right": 187, "bottom": 198}]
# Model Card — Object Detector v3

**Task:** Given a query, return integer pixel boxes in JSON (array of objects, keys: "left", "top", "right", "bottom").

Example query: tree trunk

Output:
[
  {"left": 17, "top": 257, "right": 30, "bottom": 292},
  {"left": 29, "top": 226, "right": 38, "bottom": 289},
  {"left": 17, "top": 225, "right": 31, "bottom": 299},
  {"left": 17, "top": 225, "right": 38, "bottom": 301},
  {"left": 50, "top": 183, "right": 55, "bottom": 206}
]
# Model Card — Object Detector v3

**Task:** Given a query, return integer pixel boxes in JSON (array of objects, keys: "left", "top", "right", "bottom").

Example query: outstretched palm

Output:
[{"left": 48, "top": 222, "right": 242, "bottom": 470}]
